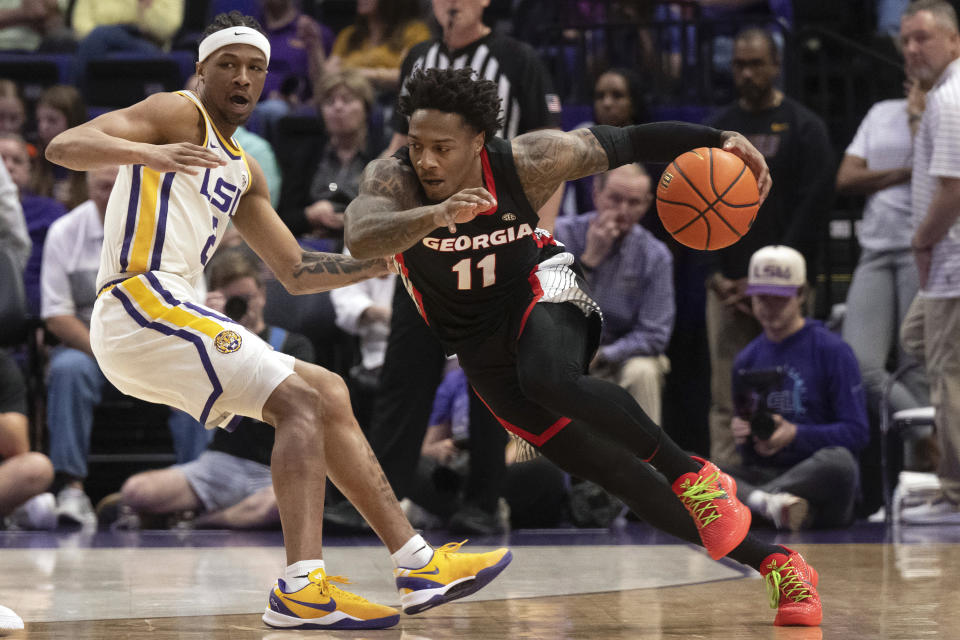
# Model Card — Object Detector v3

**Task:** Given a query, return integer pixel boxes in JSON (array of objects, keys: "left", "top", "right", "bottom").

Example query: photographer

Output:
[{"left": 725, "top": 246, "right": 869, "bottom": 530}]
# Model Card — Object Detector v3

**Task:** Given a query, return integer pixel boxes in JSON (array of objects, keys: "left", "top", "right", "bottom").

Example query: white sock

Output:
[
  {"left": 391, "top": 534, "right": 434, "bottom": 569},
  {"left": 283, "top": 559, "right": 325, "bottom": 592},
  {"left": 746, "top": 490, "right": 769, "bottom": 513}
]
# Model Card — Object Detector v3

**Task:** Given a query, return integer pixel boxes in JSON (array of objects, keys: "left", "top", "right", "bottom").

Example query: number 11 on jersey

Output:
[{"left": 451, "top": 254, "right": 496, "bottom": 289}]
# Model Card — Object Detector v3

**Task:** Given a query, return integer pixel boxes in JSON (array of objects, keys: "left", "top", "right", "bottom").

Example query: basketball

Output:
[{"left": 655, "top": 147, "right": 760, "bottom": 250}]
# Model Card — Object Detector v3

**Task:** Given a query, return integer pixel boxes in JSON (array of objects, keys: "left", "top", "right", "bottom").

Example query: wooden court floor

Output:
[{"left": 4, "top": 540, "right": 957, "bottom": 640}]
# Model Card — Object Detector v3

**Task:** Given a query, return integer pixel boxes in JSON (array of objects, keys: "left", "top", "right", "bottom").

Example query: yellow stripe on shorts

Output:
[{"left": 120, "top": 277, "right": 225, "bottom": 341}]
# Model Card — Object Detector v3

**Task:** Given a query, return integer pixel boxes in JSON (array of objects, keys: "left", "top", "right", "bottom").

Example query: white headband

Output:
[{"left": 198, "top": 26, "right": 270, "bottom": 64}]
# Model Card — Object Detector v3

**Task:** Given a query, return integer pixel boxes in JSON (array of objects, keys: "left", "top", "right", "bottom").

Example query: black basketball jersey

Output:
[{"left": 394, "top": 136, "right": 562, "bottom": 352}]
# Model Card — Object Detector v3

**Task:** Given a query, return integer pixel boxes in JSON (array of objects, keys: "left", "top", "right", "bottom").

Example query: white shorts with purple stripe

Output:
[{"left": 90, "top": 271, "right": 295, "bottom": 429}]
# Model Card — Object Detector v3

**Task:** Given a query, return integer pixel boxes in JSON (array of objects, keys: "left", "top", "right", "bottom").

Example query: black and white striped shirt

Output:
[{"left": 391, "top": 32, "right": 561, "bottom": 139}]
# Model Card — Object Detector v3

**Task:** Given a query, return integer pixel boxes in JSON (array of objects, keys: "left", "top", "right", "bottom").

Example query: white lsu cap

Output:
[
  {"left": 198, "top": 26, "right": 270, "bottom": 65},
  {"left": 745, "top": 245, "right": 806, "bottom": 297}
]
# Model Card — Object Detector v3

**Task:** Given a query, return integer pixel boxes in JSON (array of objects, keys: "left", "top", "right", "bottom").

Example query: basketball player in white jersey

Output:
[{"left": 45, "top": 11, "right": 511, "bottom": 631}]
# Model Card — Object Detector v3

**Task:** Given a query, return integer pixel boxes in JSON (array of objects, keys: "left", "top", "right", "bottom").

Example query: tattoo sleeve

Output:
[
  {"left": 344, "top": 158, "right": 439, "bottom": 259},
  {"left": 513, "top": 129, "right": 610, "bottom": 212}
]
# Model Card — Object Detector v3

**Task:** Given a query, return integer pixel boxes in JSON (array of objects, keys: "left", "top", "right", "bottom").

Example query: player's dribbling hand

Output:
[
  {"left": 720, "top": 132, "right": 771, "bottom": 203},
  {"left": 142, "top": 143, "right": 226, "bottom": 175},
  {"left": 433, "top": 187, "right": 496, "bottom": 233}
]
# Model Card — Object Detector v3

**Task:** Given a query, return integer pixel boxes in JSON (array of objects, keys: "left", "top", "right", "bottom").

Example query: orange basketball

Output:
[{"left": 656, "top": 147, "right": 760, "bottom": 250}]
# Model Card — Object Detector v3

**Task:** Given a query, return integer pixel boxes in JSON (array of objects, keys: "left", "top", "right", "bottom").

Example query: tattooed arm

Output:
[
  {"left": 513, "top": 124, "right": 771, "bottom": 211},
  {"left": 512, "top": 129, "right": 610, "bottom": 213},
  {"left": 232, "top": 156, "right": 392, "bottom": 294},
  {"left": 344, "top": 157, "right": 496, "bottom": 259}
]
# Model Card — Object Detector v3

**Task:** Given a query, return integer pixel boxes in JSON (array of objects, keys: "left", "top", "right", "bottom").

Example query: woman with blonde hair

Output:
[{"left": 277, "top": 70, "right": 379, "bottom": 249}]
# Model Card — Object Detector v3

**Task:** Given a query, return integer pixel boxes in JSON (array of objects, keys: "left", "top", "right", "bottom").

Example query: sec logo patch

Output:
[{"left": 214, "top": 330, "right": 242, "bottom": 354}]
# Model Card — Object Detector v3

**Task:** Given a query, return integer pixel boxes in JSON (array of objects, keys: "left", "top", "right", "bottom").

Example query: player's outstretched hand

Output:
[
  {"left": 142, "top": 143, "right": 227, "bottom": 175},
  {"left": 433, "top": 187, "right": 497, "bottom": 233},
  {"left": 720, "top": 132, "right": 771, "bottom": 203}
]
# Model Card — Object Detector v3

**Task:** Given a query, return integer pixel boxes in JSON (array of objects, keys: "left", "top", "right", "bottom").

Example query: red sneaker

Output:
[
  {"left": 759, "top": 547, "right": 822, "bottom": 626},
  {"left": 671, "top": 456, "right": 750, "bottom": 560}
]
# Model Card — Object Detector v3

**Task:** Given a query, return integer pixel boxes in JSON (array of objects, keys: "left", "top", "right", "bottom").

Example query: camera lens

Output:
[
  {"left": 750, "top": 411, "right": 776, "bottom": 440},
  {"left": 224, "top": 296, "right": 248, "bottom": 322}
]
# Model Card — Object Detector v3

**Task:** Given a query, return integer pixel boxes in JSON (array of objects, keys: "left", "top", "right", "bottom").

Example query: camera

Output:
[
  {"left": 736, "top": 366, "right": 784, "bottom": 440},
  {"left": 224, "top": 295, "right": 248, "bottom": 322}
]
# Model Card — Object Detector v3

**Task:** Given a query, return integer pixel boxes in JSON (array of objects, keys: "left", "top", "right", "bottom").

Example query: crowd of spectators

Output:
[{"left": 0, "top": 0, "right": 952, "bottom": 532}]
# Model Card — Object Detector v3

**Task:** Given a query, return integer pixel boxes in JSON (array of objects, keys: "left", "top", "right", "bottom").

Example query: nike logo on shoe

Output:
[
  {"left": 284, "top": 596, "right": 338, "bottom": 612},
  {"left": 411, "top": 565, "right": 439, "bottom": 575}
]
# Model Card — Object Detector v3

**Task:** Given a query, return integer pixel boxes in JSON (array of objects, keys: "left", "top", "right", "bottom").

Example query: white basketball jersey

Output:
[{"left": 97, "top": 90, "right": 251, "bottom": 293}]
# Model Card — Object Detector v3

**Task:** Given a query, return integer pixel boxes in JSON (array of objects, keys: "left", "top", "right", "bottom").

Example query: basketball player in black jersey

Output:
[{"left": 345, "top": 68, "right": 822, "bottom": 627}]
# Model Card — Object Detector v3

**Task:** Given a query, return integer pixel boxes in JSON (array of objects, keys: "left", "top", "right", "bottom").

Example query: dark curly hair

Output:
[
  {"left": 398, "top": 68, "right": 502, "bottom": 140},
  {"left": 201, "top": 11, "right": 265, "bottom": 40}
]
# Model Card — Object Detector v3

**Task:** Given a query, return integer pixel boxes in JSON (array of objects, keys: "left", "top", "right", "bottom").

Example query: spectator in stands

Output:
[
  {"left": 33, "top": 85, "right": 88, "bottom": 210},
  {"left": 106, "top": 248, "right": 314, "bottom": 530},
  {"left": 0, "top": 350, "right": 55, "bottom": 530},
  {"left": 0, "top": 0, "right": 67, "bottom": 52},
  {"left": 249, "top": 0, "right": 334, "bottom": 140},
  {"left": 277, "top": 70, "right": 378, "bottom": 250},
  {"left": 836, "top": 76, "right": 928, "bottom": 416},
  {"left": 40, "top": 166, "right": 207, "bottom": 528},
  {"left": 725, "top": 245, "right": 868, "bottom": 530},
  {"left": 0, "top": 133, "right": 65, "bottom": 317},
  {"left": 324, "top": 0, "right": 429, "bottom": 96},
  {"left": 898, "top": 0, "right": 960, "bottom": 524},
  {"left": 561, "top": 68, "right": 649, "bottom": 217},
  {"left": 705, "top": 26, "right": 834, "bottom": 467},
  {"left": 71, "top": 0, "right": 185, "bottom": 90},
  {"left": 330, "top": 249, "right": 394, "bottom": 428},
  {"left": 0, "top": 80, "right": 25, "bottom": 137},
  {"left": 324, "top": 0, "right": 564, "bottom": 536},
  {"left": 0, "top": 137, "right": 28, "bottom": 274},
  {"left": 554, "top": 164, "right": 674, "bottom": 424}
]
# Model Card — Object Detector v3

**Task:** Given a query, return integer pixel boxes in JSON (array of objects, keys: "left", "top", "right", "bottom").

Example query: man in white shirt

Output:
[{"left": 898, "top": 0, "right": 960, "bottom": 524}]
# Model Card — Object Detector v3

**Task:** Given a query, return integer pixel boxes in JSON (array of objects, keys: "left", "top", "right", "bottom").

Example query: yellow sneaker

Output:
[
  {"left": 262, "top": 568, "right": 399, "bottom": 629},
  {"left": 394, "top": 540, "right": 512, "bottom": 614}
]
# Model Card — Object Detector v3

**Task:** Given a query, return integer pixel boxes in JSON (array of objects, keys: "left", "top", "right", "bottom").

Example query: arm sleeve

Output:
[
  {"left": 600, "top": 248, "right": 675, "bottom": 363},
  {"left": 0, "top": 159, "right": 28, "bottom": 273},
  {"left": 590, "top": 122, "right": 725, "bottom": 167}
]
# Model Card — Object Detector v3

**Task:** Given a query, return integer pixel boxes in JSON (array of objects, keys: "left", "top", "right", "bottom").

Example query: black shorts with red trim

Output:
[{"left": 456, "top": 299, "right": 601, "bottom": 448}]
